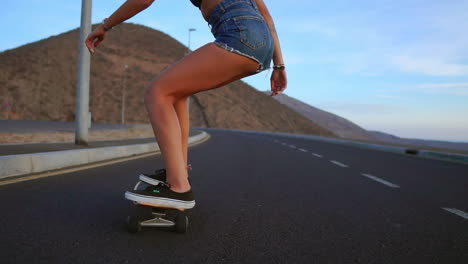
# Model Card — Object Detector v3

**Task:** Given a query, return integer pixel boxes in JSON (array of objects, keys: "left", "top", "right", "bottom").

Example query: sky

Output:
[{"left": 1, "top": 0, "right": 468, "bottom": 142}]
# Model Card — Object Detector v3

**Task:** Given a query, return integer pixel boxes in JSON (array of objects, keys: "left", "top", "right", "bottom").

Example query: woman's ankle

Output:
[
  {"left": 166, "top": 171, "right": 191, "bottom": 192},
  {"left": 169, "top": 183, "right": 191, "bottom": 193}
]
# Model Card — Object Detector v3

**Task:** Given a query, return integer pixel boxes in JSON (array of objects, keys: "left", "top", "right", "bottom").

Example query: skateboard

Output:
[{"left": 126, "top": 181, "right": 189, "bottom": 233}]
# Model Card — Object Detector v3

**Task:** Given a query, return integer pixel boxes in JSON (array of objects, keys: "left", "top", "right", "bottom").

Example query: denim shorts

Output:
[{"left": 208, "top": 0, "right": 274, "bottom": 72}]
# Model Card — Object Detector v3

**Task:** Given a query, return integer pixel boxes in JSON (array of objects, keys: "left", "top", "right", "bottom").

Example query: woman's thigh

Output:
[{"left": 146, "top": 43, "right": 259, "bottom": 103}]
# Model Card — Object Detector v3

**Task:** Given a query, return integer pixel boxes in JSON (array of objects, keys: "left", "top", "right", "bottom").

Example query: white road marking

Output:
[
  {"left": 361, "top": 174, "right": 400, "bottom": 188},
  {"left": 312, "top": 153, "right": 323, "bottom": 158},
  {"left": 289, "top": 145, "right": 297, "bottom": 149},
  {"left": 299, "top": 148, "right": 308, "bottom": 152},
  {"left": 330, "top": 160, "right": 348, "bottom": 168},
  {"left": 281, "top": 143, "right": 287, "bottom": 146},
  {"left": 442, "top": 208, "right": 468, "bottom": 220}
]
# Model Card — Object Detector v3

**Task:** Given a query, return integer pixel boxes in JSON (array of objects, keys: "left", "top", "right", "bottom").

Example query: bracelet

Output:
[
  {"left": 102, "top": 18, "right": 112, "bottom": 31},
  {"left": 273, "top": 65, "right": 286, "bottom": 70}
]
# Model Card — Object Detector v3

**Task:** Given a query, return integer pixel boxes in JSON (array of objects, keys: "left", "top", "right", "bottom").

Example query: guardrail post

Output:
[{"left": 75, "top": 0, "right": 92, "bottom": 145}]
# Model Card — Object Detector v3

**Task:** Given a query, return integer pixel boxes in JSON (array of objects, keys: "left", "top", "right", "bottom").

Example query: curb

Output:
[
  {"left": 222, "top": 129, "right": 468, "bottom": 165},
  {"left": 0, "top": 131, "right": 210, "bottom": 181}
]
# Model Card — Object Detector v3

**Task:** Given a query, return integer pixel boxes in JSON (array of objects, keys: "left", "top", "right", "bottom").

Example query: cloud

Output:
[
  {"left": 375, "top": 94, "right": 407, "bottom": 100},
  {"left": 283, "top": 54, "right": 306, "bottom": 65},
  {"left": 319, "top": 102, "right": 404, "bottom": 116},
  {"left": 340, "top": 51, "right": 390, "bottom": 76},
  {"left": 413, "top": 83, "right": 468, "bottom": 95},
  {"left": 416, "top": 83, "right": 468, "bottom": 88},
  {"left": 391, "top": 56, "right": 468, "bottom": 76},
  {"left": 280, "top": 19, "right": 337, "bottom": 37},
  {"left": 377, "top": 83, "right": 468, "bottom": 97}
]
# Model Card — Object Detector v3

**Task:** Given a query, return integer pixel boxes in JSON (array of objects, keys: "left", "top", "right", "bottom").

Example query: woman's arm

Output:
[
  {"left": 254, "top": 0, "right": 287, "bottom": 96},
  {"left": 103, "top": 0, "right": 155, "bottom": 30},
  {"left": 85, "top": 0, "right": 155, "bottom": 54}
]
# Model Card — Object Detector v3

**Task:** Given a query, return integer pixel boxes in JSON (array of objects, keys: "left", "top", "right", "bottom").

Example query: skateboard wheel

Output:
[
  {"left": 174, "top": 215, "right": 188, "bottom": 233},
  {"left": 126, "top": 216, "right": 141, "bottom": 233}
]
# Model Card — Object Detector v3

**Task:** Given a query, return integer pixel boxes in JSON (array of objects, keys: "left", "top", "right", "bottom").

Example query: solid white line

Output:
[
  {"left": 361, "top": 174, "right": 400, "bottom": 188},
  {"left": 299, "top": 148, "right": 308, "bottom": 152},
  {"left": 330, "top": 160, "right": 348, "bottom": 168},
  {"left": 442, "top": 208, "right": 468, "bottom": 220},
  {"left": 312, "top": 153, "right": 323, "bottom": 158}
]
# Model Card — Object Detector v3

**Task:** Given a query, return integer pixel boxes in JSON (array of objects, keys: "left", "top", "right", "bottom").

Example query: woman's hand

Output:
[
  {"left": 270, "top": 69, "right": 287, "bottom": 96},
  {"left": 85, "top": 25, "right": 107, "bottom": 54}
]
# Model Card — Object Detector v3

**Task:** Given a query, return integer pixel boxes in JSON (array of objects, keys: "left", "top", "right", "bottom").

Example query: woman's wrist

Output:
[
  {"left": 273, "top": 64, "right": 285, "bottom": 70},
  {"left": 101, "top": 18, "right": 113, "bottom": 31}
]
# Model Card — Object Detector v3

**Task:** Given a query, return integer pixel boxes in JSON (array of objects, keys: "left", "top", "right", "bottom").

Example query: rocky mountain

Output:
[
  {"left": 369, "top": 131, "right": 468, "bottom": 152},
  {"left": 269, "top": 93, "right": 468, "bottom": 152},
  {"left": 269, "top": 93, "right": 377, "bottom": 141}
]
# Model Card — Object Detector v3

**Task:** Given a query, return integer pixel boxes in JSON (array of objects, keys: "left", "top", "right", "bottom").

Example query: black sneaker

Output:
[
  {"left": 125, "top": 183, "right": 195, "bottom": 210},
  {"left": 139, "top": 169, "right": 167, "bottom": 185}
]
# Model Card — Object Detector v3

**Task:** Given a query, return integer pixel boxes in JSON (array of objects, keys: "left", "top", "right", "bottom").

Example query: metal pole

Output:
[
  {"left": 187, "top": 28, "right": 196, "bottom": 53},
  {"left": 187, "top": 28, "right": 196, "bottom": 113},
  {"left": 75, "top": 0, "right": 92, "bottom": 145},
  {"left": 188, "top": 30, "right": 191, "bottom": 51},
  {"left": 121, "top": 64, "right": 128, "bottom": 124}
]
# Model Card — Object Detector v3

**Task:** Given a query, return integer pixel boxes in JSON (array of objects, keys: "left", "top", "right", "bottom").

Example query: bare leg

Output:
[
  {"left": 174, "top": 96, "right": 189, "bottom": 167},
  {"left": 145, "top": 43, "right": 259, "bottom": 193}
]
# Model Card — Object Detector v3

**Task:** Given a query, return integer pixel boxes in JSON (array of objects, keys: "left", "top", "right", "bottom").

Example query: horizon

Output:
[{"left": 1, "top": 0, "right": 467, "bottom": 142}]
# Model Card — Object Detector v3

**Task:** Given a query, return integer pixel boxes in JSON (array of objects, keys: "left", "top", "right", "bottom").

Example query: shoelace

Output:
[
  {"left": 145, "top": 181, "right": 171, "bottom": 192},
  {"left": 149, "top": 169, "right": 166, "bottom": 177},
  {"left": 158, "top": 181, "right": 171, "bottom": 188}
]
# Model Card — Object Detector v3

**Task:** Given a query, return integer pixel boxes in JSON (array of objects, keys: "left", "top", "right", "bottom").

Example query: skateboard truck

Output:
[
  {"left": 126, "top": 181, "right": 189, "bottom": 234},
  {"left": 126, "top": 210, "right": 188, "bottom": 234}
]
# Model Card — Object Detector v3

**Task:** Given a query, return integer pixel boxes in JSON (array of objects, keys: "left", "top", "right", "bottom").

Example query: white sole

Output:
[{"left": 125, "top": 191, "right": 195, "bottom": 210}]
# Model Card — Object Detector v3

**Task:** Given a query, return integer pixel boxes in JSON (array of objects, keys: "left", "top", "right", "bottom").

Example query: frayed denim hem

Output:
[{"left": 214, "top": 41, "right": 268, "bottom": 73}]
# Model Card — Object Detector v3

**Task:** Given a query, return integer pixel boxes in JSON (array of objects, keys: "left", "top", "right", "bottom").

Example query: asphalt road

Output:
[{"left": 1, "top": 129, "right": 467, "bottom": 263}]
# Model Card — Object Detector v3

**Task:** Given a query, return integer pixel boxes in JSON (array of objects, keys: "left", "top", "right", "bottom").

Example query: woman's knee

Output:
[
  {"left": 174, "top": 96, "right": 188, "bottom": 106},
  {"left": 144, "top": 79, "right": 173, "bottom": 106}
]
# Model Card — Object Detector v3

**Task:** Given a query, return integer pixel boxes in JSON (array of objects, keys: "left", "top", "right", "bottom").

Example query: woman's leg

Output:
[
  {"left": 174, "top": 96, "right": 189, "bottom": 167},
  {"left": 145, "top": 43, "right": 259, "bottom": 193}
]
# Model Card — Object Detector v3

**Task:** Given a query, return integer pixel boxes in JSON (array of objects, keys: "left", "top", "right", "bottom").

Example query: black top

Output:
[{"left": 190, "top": 0, "right": 202, "bottom": 8}]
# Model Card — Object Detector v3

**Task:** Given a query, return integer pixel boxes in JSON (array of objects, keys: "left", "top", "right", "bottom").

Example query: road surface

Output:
[{"left": 1, "top": 129, "right": 467, "bottom": 263}]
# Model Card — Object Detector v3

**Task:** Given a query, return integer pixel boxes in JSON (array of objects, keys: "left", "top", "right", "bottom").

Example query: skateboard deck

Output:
[{"left": 126, "top": 181, "right": 189, "bottom": 233}]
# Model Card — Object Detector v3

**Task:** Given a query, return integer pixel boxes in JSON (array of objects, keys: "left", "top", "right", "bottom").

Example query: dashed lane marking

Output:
[
  {"left": 289, "top": 145, "right": 297, "bottom": 149},
  {"left": 442, "top": 208, "right": 468, "bottom": 221},
  {"left": 361, "top": 173, "right": 400, "bottom": 188},
  {"left": 298, "top": 148, "right": 308, "bottom": 152},
  {"left": 313, "top": 153, "right": 323, "bottom": 158},
  {"left": 330, "top": 160, "right": 349, "bottom": 168}
]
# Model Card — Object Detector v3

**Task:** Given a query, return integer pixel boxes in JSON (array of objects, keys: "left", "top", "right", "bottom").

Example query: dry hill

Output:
[
  {"left": 269, "top": 93, "right": 378, "bottom": 141},
  {"left": 269, "top": 93, "right": 468, "bottom": 152},
  {"left": 0, "top": 23, "right": 334, "bottom": 137}
]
